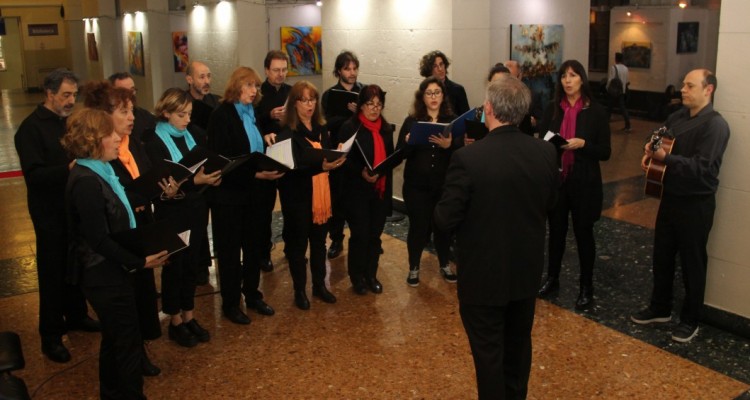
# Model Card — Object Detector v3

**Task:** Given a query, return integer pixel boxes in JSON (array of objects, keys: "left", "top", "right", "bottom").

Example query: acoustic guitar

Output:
[{"left": 644, "top": 126, "right": 675, "bottom": 198}]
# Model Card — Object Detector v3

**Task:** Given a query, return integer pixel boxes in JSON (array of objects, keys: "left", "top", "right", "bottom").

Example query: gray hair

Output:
[
  {"left": 43, "top": 68, "right": 79, "bottom": 94},
  {"left": 485, "top": 75, "right": 530, "bottom": 125}
]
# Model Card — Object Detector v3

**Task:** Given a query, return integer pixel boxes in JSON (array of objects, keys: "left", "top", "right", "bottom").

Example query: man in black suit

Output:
[
  {"left": 419, "top": 50, "right": 470, "bottom": 115},
  {"left": 434, "top": 75, "right": 558, "bottom": 399}
]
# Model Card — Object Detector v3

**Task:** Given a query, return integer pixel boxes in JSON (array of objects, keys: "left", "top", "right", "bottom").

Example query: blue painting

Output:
[{"left": 510, "top": 24, "right": 563, "bottom": 116}]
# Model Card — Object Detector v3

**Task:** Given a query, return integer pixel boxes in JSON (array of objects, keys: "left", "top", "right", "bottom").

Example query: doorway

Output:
[{"left": 0, "top": 17, "right": 26, "bottom": 90}]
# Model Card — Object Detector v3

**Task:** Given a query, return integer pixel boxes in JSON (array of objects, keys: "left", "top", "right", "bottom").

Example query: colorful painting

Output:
[
  {"left": 622, "top": 41, "right": 652, "bottom": 69},
  {"left": 280, "top": 26, "right": 322, "bottom": 76},
  {"left": 172, "top": 32, "right": 189, "bottom": 73},
  {"left": 128, "top": 31, "right": 145, "bottom": 76},
  {"left": 86, "top": 33, "right": 99, "bottom": 61},
  {"left": 510, "top": 24, "right": 563, "bottom": 117},
  {"left": 677, "top": 22, "right": 699, "bottom": 54}
]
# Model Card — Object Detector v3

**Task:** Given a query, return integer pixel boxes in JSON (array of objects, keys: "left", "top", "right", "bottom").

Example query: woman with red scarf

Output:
[
  {"left": 277, "top": 81, "right": 341, "bottom": 310},
  {"left": 537, "top": 60, "right": 611, "bottom": 310},
  {"left": 338, "top": 85, "right": 398, "bottom": 295}
]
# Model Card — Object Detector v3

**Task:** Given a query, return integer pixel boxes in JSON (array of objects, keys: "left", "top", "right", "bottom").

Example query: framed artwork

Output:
[
  {"left": 86, "top": 33, "right": 98, "bottom": 62},
  {"left": 172, "top": 32, "right": 189, "bottom": 73},
  {"left": 128, "top": 31, "right": 145, "bottom": 76},
  {"left": 510, "top": 24, "right": 563, "bottom": 117},
  {"left": 280, "top": 26, "right": 322, "bottom": 76},
  {"left": 677, "top": 22, "right": 699, "bottom": 54},
  {"left": 622, "top": 41, "right": 652, "bottom": 69}
]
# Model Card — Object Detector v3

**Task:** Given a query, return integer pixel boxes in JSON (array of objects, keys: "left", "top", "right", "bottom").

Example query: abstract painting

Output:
[
  {"left": 510, "top": 24, "right": 563, "bottom": 117},
  {"left": 172, "top": 32, "right": 189, "bottom": 73},
  {"left": 677, "top": 22, "right": 699, "bottom": 54},
  {"left": 128, "top": 31, "right": 145, "bottom": 76},
  {"left": 280, "top": 26, "right": 322, "bottom": 76},
  {"left": 622, "top": 41, "right": 652, "bottom": 69}
]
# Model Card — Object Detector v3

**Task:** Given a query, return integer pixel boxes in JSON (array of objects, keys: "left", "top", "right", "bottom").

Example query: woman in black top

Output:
[
  {"left": 397, "top": 77, "right": 459, "bottom": 288},
  {"left": 63, "top": 109, "right": 169, "bottom": 399},
  {"left": 537, "top": 60, "right": 611, "bottom": 310},
  {"left": 338, "top": 85, "right": 397, "bottom": 295},
  {"left": 206, "top": 67, "right": 282, "bottom": 325},
  {"left": 143, "top": 88, "right": 221, "bottom": 347},
  {"left": 277, "top": 81, "right": 342, "bottom": 310}
]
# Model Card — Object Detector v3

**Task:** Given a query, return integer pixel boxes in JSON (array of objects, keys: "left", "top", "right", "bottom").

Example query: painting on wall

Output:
[
  {"left": 622, "top": 41, "right": 652, "bottom": 69},
  {"left": 128, "top": 31, "right": 145, "bottom": 76},
  {"left": 172, "top": 32, "right": 189, "bottom": 73},
  {"left": 280, "top": 26, "right": 322, "bottom": 76},
  {"left": 510, "top": 24, "right": 563, "bottom": 117},
  {"left": 677, "top": 22, "right": 699, "bottom": 54},
  {"left": 86, "top": 33, "right": 99, "bottom": 62}
]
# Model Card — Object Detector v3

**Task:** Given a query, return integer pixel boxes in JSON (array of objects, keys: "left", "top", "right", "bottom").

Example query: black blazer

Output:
[
  {"left": 444, "top": 78, "right": 470, "bottom": 116},
  {"left": 539, "top": 100, "right": 611, "bottom": 222},
  {"left": 434, "top": 125, "right": 559, "bottom": 306},
  {"left": 276, "top": 123, "right": 329, "bottom": 210}
]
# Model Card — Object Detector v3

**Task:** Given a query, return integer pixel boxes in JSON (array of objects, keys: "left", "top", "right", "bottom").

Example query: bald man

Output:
[
  {"left": 186, "top": 61, "right": 220, "bottom": 110},
  {"left": 632, "top": 69, "right": 730, "bottom": 344}
]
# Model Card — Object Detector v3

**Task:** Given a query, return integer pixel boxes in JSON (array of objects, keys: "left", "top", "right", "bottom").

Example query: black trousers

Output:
[
  {"left": 133, "top": 269, "right": 160, "bottom": 340},
  {"left": 328, "top": 168, "right": 346, "bottom": 243},
  {"left": 31, "top": 215, "right": 88, "bottom": 343},
  {"left": 282, "top": 203, "right": 328, "bottom": 291},
  {"left": 211, "top": 201, "right": 263, "bottom": 309},
  {"left": 547, "top": 182, "right": 596, "bottom": 287},
  {"left": 256, "top": 180, "right": 277, "bottom": 262},
  {"left": 403, "top": 184, "right": 451, "bottom": 268},
  {"left": 650, "top": 194, "right": 715, "bottom": 325},
  {"left": 345, "top": 191, "right": 388, "bottom": 284},
  {"left": 459, "top": 297, "right": 536, "bottom": 400},
  {"left": 83, "top": 283, "right": 145, "bottom": 400}
]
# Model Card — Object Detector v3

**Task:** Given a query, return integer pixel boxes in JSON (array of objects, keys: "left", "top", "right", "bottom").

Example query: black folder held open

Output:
[{"left": 110, "top": 219, "right": 190, "bottom": 265}]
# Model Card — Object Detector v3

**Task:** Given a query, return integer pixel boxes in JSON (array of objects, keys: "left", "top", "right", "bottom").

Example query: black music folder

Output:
[
  {"left": 325, "top": 89, "right": 359, "bottom": 117},
  {"left": 465, "top": 119, "right": 489, "bottom": 141},
  {"left": 355, "top": 140, "right": 403, "bottom": 176},
  {"left": 111, "top": 219, "right": 189, "bottom": 261},
  {"left": 247, "top": 152, "right": 292, "bottom": 172},
  {"left": 125, "top": 158, "right": 206, "bottom": 199},
  {"left": 543, "top": 131, "right": 569, "bottom": 148}
]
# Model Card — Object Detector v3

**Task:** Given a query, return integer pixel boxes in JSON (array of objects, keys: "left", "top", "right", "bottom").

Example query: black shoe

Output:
[
  {"left": 185, "top": 319, "right": 210, "bottom": 342},
  {"left": 575, "top": 286, "right": 594, "bottom": 310},
  {"left": 352, "top": 278, "right": 368, "bottom": 295},
  {"left": 142, "top": 345, "right": 161, "bottom": 377},
  {"left": 366, "top": 278, "right": 383, "bottom": 294},
  {"left": 260, "top": 259, "right": 273, "bottom": 272},
  {"left": 42, "top": 341, "right": 71, "bottom": 363},
  {"left": 672, "top": 322, "right": 699, "bottom": 343},
  {"left": 223, "top": 307, "right": 251, "bottom": 325},
  {"left": 440, "top": 265, "right": 457, "bottom": 283},
  {"left": 294, "top": 290, "right": 310, "bottom": 310},
  {"left": 67, "top": 316, "right": 101, "bottom": 332},
  {"left": 247, "top": 299, "right": 275, "bottom": 316},
  {"left": 312, "top": 285, "right": 337, "bottom": 304},
  {"left": 538, "top": 276, "right": 559, "bottom": 297},
  {"left": 327, "top": 241, "right": 343, "bottom": 259},
  {"left": 630, "top": 307, "right": 671, "bottom": 325},
  {"left": 168, "top": 323, "right": 198, "bottom": 348}
]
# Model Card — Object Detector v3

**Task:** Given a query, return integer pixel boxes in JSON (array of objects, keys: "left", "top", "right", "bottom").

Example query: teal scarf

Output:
[
  {"left": 154, "top": 121, "right": 197, "bottom": 162},
  {"left": 234, "top": 102, "right": 264, "bottom": 153},
  {"left": 76, "top": 158, "right": 136, "bottom": 229}
]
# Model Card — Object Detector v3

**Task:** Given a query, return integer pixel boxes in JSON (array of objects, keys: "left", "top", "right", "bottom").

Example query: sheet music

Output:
[
  {"left": 266, "top": 139, "right": 295, "bottom": 169},
  {"left": 339, "top": 132, "right": 357, "bottom": 153}
]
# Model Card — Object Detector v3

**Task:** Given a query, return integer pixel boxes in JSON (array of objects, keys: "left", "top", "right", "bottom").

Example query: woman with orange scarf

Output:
[
  {"left": 337, "top": 85, "right": 397, "bottom": 295},
  {"left": 277, "top": 81, "right": 342, "bottom": 310}
]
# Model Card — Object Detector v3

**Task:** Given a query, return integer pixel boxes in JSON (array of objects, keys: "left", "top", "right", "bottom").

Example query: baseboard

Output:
[{"left": 703, "top": 305, "right": 750, "bottom": 340}]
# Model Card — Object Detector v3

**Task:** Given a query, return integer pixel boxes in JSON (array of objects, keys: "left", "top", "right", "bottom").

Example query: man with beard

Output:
[{"left": 15, "top": 68, "right": 100, "bottom": 363}]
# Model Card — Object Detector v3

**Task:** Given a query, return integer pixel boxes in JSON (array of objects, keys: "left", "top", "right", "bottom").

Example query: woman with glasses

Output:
[
  {"left": 337, "top": 85, "right": 398, "bottom": 295},
  {"left": 537, "top": 60, "right": 611, "bottom": 310},
  {"left": 397, "top": 77, "right": 459, "bottom": 288},
  {"left": 206, "top": 67, "right": 283, "bottom": 325},
  {"left": 277, "top": 81, "right": 341, "bottom": 310},
  {"left": 143, "top": 88, "right": 222, "bottom": 347}
]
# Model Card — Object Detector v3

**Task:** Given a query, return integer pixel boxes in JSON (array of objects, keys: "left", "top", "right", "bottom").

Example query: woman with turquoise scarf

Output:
[
  {"left": 143, "top": 88, "right": 221, "bottom": 348},
  {"left": 206, "top": 66, "right": 283, "bottom": 325},
  {"left": 64, "top": 108, "right": 169, "bottom": 399}
]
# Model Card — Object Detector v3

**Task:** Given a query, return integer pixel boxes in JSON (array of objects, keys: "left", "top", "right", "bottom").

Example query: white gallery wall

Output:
[{"left": 267, "top": 4, "right": 322, "bottom": 90}]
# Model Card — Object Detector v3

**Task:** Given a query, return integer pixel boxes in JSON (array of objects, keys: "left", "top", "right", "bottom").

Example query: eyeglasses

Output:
[
  {"left": 424, "top": 90, "right": 443, "bottom": 98},
  {"left": 297, "top": 98, "right": 317, "bottom": 105},
  {"left": 364, "top": 102, "right": 383, "bottom": 110}
]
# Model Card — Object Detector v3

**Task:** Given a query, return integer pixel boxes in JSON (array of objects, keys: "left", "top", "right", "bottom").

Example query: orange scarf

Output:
[
  {"left": 118, "top": 134, "right": 140, "bottom": 179},
  {"left": 306, "top": 138, "right": 332, "bottom": 225}
]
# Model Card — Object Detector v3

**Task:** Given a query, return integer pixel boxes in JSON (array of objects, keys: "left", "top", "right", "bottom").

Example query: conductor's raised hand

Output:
[{"left": 144, "top": 250, "right": 169, "bottom": 269}]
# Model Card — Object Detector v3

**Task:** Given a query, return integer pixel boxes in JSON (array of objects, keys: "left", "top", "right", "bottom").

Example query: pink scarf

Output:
[{"left": 559, "top": 97, "right": 583, "bottom": 180}]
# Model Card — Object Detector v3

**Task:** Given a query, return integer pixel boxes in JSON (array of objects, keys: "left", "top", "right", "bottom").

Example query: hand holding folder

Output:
[
  {"left": 355, "top": 139, "right": 403, "bottom": 176},
  {"left": 110, "top": 219, "right": 190, "bottom": 271},
  {"left": 543, "top": 131, "right": 569, "bottom": 148}
]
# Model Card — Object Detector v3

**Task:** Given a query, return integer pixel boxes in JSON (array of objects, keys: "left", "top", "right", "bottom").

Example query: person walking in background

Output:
[{"left": 608, "top": 52, "right": 631, "bottom": 132}]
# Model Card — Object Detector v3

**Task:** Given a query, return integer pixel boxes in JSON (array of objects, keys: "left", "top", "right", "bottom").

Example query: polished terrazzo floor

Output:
[{"left": 1, "top": 89, "right": 748, "bottom": 399}]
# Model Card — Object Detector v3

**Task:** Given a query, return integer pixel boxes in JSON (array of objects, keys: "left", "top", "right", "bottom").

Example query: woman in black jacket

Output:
[
  {"left": 537, "top": 59, "right": 611, "bottom": 310},
  {"left": 206, "top": 67, "right": 282, "bottom": 325},
  {"left": 63, "top": 109, "right": 169, "bottom": 399},
  {"left": 338, "top": 85, "right": 397, "bottom": 295},
  {"left": 277, "top": 81, "right": 341, "bottom": 309},
  {"left": 396, "top": 77, "right": 458, "bottom": 288}
]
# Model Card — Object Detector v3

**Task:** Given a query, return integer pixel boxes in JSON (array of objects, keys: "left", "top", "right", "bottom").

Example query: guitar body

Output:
[{"left": 644, "top": 136, "right": 674, "bottom": 198}]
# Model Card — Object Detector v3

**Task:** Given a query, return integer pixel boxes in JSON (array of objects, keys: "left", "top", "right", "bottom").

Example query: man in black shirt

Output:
[
  {"left": 419, "top": 50, "right": 469, "bottom": 115},
  {"left": 14, "top": 68, "right": 100, "bottom": 363},
  {"left": 321, "top": 50, "right": 365, "bottom": 259},
  {"left": 632, "top": 69, "right": 730, "bottom": 343},
  {"left": 185, "top": 61, "right": 221, "bottom": 131}
]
